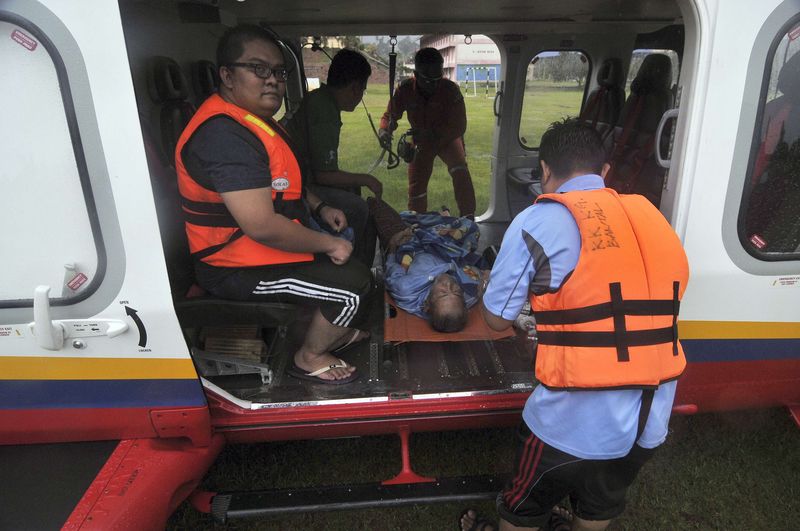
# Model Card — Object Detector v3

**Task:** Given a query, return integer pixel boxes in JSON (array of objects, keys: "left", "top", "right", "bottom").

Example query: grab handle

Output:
[
  {"left": 655, "top": 108, "right": 679, "bottom": 168},
  {"left": 493, "top": 89, "right": 503, "bottom": 118}
]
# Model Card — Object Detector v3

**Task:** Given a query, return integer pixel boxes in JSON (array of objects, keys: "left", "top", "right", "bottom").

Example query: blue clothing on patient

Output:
[{"left": 384, "top": 212, "right": 482, "bottom": 319}]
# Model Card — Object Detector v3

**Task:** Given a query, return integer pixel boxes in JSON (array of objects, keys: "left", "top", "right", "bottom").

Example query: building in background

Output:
[
  {"left": 300, "top": 40, "right": 391, "bottom": 88},
  {"left": 420, "top": 34, "right": 501, "bottom": 83}
]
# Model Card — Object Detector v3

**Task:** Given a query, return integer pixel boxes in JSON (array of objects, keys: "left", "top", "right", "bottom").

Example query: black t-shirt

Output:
[
  {"left": 181, "top": 115, "right": 313, "bottom": 289},
  {"left": 182, "top": 115, "right": 272, "bottom": 193}
]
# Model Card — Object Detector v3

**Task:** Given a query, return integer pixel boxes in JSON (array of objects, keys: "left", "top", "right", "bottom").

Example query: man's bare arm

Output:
[
  {"left": 221, "top": 187, "right": 350, "bottom": 261},
  {"left": 315, "top": 170, "right": 383, "bottom": 199},
  {"left": 481, "top": 302, "right": 514, "bottom": 332}
]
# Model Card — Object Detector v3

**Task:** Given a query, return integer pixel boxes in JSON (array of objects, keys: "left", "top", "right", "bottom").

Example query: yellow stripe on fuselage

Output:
[
  {"left": 679, "top": 321, "right": 800, "bottom": 339},
  {"left": 0, "top": 357, "right": 198, "bottom": 380}
]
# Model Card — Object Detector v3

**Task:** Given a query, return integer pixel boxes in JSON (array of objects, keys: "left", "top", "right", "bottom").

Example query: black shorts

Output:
[
  {"left": 202, "top": 255, "right": 373, "bottom": 328},
  {"left": 497, "top": 422, "right": 655, "bottom": 528}
]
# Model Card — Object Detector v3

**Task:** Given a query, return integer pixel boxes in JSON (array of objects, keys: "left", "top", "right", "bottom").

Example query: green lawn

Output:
[
  {"left": 335, "top": 82, "right": 583, "bottom": 215},
  {"left": 168, "top": 408, "right": 800, "bottom": 530}
]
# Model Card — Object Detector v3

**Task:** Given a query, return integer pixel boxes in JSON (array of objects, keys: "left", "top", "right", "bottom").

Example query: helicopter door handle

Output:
[
  {"left": 29, "top": 285, "right": 129, "bottom": 350},
  {"left": 30, "top": 286, "right": 65, "bottom": 350},
  {"left": 493, "top": 89, "right": 503, "bottom": 118},
  {"left": 655, "top": 108, "right": 679, "bottom": 168}
]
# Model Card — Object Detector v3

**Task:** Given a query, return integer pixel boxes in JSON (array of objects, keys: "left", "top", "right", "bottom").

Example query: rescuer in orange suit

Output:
[
  {"left": 175, "top": 25, "right": 372, "bottom": 384},
  {"left": 379, "top": 47, "right": 476, "bottom": 218},
  {"left": 461, "top": 119, "right": 690, "bottom": 531}
]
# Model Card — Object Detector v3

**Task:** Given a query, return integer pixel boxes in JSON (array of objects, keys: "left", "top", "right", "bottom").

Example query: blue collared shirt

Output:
[{"left": 483, "top": 175, "right": 677, "bottom": 459}]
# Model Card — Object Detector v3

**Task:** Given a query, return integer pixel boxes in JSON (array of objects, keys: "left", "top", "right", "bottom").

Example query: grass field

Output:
[
  {"left": 335, "top": 82, "right": 583, "bottom": 215},
  {"left": 168, "top": 408, "right": 799, "bottom": 530}
]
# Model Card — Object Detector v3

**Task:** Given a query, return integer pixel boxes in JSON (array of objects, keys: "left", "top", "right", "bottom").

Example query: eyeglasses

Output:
[{"left": 227, "top": 62, "right": 290, "bottom": 82}]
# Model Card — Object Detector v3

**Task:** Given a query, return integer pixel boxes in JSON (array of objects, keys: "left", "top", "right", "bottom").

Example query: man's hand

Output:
[
  {"left": 326, "top": 236, "right": 353, "bottom": 265},
  {"left": 378, "top": 128, "right": 392, "bottom": 150},
  {"left": 320, "top": 205, "right": 348, "bottom": 233},
  {"left": 388, "top": 227, "right": 413, "bottom": 253},
  {"left": 477, "top": 269, "right": 491, "bottom": 299}
]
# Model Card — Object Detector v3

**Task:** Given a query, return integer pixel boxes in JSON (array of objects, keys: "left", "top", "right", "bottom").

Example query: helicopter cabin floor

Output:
[{"left": 192, "top": 219, "right": 538, "bottom": 405}]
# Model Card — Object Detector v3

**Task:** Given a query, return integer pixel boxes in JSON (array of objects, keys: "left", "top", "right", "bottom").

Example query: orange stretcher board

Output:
[{"left": 384, "top": 293, "right": 515, "bottom": 343}]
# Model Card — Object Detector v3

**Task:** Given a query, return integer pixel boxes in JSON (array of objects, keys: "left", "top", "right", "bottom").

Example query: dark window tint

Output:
[{"left": 742, "top": 21, "right": 800, "bottom": 256}]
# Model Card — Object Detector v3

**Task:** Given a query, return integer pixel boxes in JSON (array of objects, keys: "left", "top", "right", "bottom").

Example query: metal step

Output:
[{"left": 211, "top": 474, "right": 507, "bottom": 523}]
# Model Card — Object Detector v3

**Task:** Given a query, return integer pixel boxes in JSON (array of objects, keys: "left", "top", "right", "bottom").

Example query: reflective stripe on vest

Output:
[
  {"left": 531, "top": 188, "right": 689, "bottom": 390},
  {"left": 175, "top": 94, "right": 313, "bottom": 267}
]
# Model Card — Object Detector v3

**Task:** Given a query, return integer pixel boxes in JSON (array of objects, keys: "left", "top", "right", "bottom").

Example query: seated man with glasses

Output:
[
  {"left": 175, "top": 25, "right": 373, "bottom": 384},
  {"left": 368, "top": 198, "right": 487, "bottom": 333},
  {"left": 282, "top": 49, "right": 380, "bottom": 267},
  {"left": 378, "top": 47, "right": 476, "bottom": 218}
]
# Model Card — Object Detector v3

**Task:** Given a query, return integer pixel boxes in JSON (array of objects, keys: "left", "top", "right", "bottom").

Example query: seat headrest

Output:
[
  {"left": 192, "top": 60, "right": 219, "bottom": 103},
  {"left": 596, "top": 58, "right": 624, "bottom": 88},
  {"left": 148, "top": 56, "right": 189, "bottom": 104},
  {"left": 631, "top": 53, "right": 672, "bottom": 95},
  {"left": 777, "top": 51, "right": 800, "bottom": 100}
]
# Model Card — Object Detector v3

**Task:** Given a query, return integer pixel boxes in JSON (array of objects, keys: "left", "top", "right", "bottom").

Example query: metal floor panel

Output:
[{"left": 205, "top": 283, "right": 536, "bottom": 405}]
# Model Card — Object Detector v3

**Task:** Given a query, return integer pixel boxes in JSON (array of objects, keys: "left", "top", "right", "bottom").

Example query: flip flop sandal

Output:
[
  {"left": 332, "top": 329, "right": 370, "bottom": 354},
  {"left": 287, "top": 359, "right": 359, "bottom": 385},
  {"left": 458, "top": 509, "right": 497, "bottom": 531}
]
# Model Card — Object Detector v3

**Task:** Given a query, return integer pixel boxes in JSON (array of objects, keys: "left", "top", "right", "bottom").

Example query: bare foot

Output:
[
  {"left": 330, "top": 329, "right": 370, "bottom": 353},
  {"left": 293, "top": 351, "right": 357, "bottom": 381},
  {"left": 460, "top": 509, "right": 496, "bottom": 531},
  {"left": 549, "top": 505, "right": 573, "bottom": 531}
]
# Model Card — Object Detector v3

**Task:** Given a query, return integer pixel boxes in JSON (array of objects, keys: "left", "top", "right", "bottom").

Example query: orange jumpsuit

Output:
[{"left": 380, "top": 78, "right": 476, "bottom": 216}]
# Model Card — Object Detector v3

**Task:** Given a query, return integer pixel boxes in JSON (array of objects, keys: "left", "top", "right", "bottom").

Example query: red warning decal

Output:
[
  {"left": 67, "top": 273, "right": 89, "bottom": 291},
  {"left": 749, "top": 234, "right": 767, "bottom": 249},
  {"left": 789, "top": 25, "right": 800, "bottom": 42},
  {"left": 11, "top": 29, "right": 37, "bottom": 51}
]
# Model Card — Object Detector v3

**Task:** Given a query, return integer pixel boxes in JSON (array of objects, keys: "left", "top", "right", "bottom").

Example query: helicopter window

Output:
[
  {"left": 741, "top": 19, "right": 800, "bottom": 256},
  {"left": 0, "top": 17, "right": 103, "bottom": 307},
  {"left": 519, "top": 51, "right": 590, "bottom": 149}
]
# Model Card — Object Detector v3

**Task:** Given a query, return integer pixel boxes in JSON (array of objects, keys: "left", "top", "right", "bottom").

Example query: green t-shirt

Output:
[{"left": 281, "top": 84, "right": 342, "bottom": 182}]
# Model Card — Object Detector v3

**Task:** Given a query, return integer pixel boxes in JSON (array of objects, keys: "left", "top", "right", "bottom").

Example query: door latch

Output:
[{"left": 29, "top": 286, "right": 128, "bottom": 350}]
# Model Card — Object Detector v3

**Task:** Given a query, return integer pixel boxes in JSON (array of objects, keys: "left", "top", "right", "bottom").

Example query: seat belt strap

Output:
[{"left": 636, "top": 388, "right": 656, "bottom": 442}]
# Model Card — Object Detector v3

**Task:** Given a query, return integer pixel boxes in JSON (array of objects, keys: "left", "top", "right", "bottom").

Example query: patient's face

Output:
[{"left": 426, "top": 274, "right": 464, "bottom": 312}]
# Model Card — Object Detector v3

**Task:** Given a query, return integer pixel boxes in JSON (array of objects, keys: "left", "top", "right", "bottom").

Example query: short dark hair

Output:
[
  {"left": 327, "top": 49, "right": 372, "bottom": 88},
  {"left": 539, "top": 119, "right": 606, "bottom": 179},
  {"left": 216, "top": 25, "right": 281, "bottom": 69},
  {"left": 414, "top": 47, "right": 444, "bottom": 67},
  {"left": 428, "top": 293, "right": 468, "bottom": 333}
]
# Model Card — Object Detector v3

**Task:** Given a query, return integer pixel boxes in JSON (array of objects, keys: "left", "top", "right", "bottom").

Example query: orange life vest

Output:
[
  {"left": 531, "top": 188, "right": 689, "bottom": 390},
  {"left": 175, "top": 94, "right": 313, "bottom": 268}
]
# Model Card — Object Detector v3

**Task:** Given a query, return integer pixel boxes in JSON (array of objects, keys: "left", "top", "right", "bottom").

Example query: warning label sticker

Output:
[
  {"left": 67, "top": 273, "right": 89, "bottom": 291},
  {"left": 771, "top": 275, "right": 800, "bottom": 288},
  {"left": 11, "top": 29, "right": 37, "bottom": 51},
  {"left": 0, "top": 326, "right": 25, "bottom": 338}
]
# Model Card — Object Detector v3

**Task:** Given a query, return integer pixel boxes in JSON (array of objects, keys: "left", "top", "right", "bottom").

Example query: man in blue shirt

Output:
[
  {"left": 369, "top": 198, "right": 484, "bottom": 332},
  {"left": 461, "top": 120, "right": 687, "bottom": 531}
]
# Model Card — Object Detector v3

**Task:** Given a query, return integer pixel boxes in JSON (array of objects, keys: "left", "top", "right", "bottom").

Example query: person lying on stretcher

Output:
[{"left": 368, "top": 198, "right": 490, "bottom": 333}]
